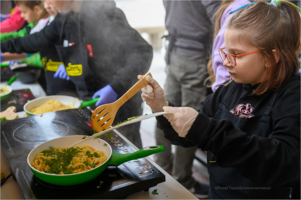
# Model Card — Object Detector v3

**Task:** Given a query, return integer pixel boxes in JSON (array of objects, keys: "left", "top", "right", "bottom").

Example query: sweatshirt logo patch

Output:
[{"left": 230, "top": 103, "right": 254, "bottom": 118}]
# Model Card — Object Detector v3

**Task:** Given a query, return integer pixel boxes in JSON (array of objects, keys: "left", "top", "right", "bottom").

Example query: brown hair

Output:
[
  {"left": 206, "top": 0, "right": 277, "bottom": 88},
  {"left": 15, "top": 0, "right": 49, "bottom": 21},
  {"left": 227, "top": 1, "right": 300, "bottom": 95},
  {"left": 206, "top": 0, "right": 234, "bottom": 87}
]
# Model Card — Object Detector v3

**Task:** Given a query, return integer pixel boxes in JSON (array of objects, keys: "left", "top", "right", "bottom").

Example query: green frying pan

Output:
[{"left": 27, "top": 135, "right": 164, "bottom": 186}]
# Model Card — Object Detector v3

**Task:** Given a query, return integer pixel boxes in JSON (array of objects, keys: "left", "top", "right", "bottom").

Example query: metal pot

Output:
[
  {"left": 27, "top": 135, "right": 163, "bottom": 186},
  {"left": 24, "top": 95, "right": 99, "bottom": 116},
  {"left": 12, "top": 66, "right": 42, "bottom": 84}
]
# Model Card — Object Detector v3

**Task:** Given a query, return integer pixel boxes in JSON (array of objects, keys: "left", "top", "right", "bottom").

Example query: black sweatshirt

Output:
[
  {"left": 1, "top": 1, "right": 153, "bottom": 98},
  {"left": 157, "top": 75, "right": 300, "bottom": 194}
]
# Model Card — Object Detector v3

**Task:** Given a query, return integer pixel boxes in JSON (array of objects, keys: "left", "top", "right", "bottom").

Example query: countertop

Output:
[{"left": 0, "top": 81, "right": 197, "bottom": 199}]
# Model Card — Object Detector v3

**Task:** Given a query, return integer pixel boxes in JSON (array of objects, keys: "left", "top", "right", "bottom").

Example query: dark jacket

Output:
[
  {"left": 1, "top": 1, "right": 153, "bottom": 122},
  {"left": 157, "top": 75, "right": 300, "bottom": 199}
]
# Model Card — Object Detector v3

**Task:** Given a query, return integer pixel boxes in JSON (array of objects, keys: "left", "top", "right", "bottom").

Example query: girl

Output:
[
  {"left": 140, "top": 1, "right": 300, "bottom": 199},
  {"left": 207, "top": 0, "right": 271, "bottom": 92}
]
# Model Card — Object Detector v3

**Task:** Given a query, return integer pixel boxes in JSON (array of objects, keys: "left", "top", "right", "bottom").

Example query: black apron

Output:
[
  {"left": 55, "top": 12, "right": 101, "bottom": 102},
  {"left": 208, "top": 83, "right": 291, "bottom": 199},
  {"left": 40, "top": 46, "right": 76, "bottom": 96}
]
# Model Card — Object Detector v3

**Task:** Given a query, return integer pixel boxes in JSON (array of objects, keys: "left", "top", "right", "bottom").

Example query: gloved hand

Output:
[
  {"left": 9, "top": 61, "right": 20, "bottom": 66},
  {"left": 93, "top": 85, "right": 118, "bottom": 107},
  {"left": 53, "top": 64, "right": 69, "bottom": 80},
  {"left": 163, "top": 106, "right": 198, "bottom": 138},
  {"left": 0, "top": 50, "right": 4, "bottom": 63},
  {"left": 139, "top": 74, "right": 168, "bottom": 113},
  {"left": 0, "top": 14, "right": 7, "bottom": 22}
]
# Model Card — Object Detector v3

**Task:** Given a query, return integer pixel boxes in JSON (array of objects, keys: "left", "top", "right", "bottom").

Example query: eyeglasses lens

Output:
[
  {"left": 228, "top": 54, "right": 235, "bottom": 66},
  {"left": 219, "top": 50, "right": 225, "bottom": 61}
]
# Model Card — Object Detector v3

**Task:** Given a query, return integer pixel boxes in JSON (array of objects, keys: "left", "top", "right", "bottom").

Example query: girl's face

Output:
[
  {"left": 18, "top": 3, "right": 41, "bottom": 23},
  {"left": 224, "top": 29, "right": 267, "bottom": 85},
  {"left": 44, "top": 0, "right": 58, "bottom": 17}
]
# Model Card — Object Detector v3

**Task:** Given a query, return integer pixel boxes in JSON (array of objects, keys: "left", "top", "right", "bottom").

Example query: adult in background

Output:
[
  {"left": 154, "top": 0, "right": 221, "bottom": 198},
  {"left": 1, "top": 0, "right": 153, "bottom": 149}
]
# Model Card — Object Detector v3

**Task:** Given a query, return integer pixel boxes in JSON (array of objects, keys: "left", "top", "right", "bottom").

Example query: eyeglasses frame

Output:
[{"left": 218, "top": 47, "right": 261, "bottom": 67}]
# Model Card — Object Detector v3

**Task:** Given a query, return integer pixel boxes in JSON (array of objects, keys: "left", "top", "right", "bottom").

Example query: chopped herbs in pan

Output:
[
  {"left": 86, "top": 150, "right": 100, "bottom": 158},
  {"left": 103, "top": 143, "right": 107, "bottom": 146},
  {"left": 82, "top": 136, "right": 88, "bottom": 139},
  {"left": 41, "top": 146, "right": 83, "bottom": 174},
  {"left": 1, "top": 117, "right": 7, "bottom": 122}
]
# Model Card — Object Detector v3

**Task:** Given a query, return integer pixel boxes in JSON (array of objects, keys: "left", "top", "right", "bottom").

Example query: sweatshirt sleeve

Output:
[
  {"left": 185, "top": 79, "right": 300, "bottom": 187},
  {"left": 0, "top": 23, "right": 34, "bottom": 42},
  {"left": 0, "top": 6, "right": 26, "bottom": 33},
  {"left": 1, "top": 16, "right": 62, "bottom": 54}
]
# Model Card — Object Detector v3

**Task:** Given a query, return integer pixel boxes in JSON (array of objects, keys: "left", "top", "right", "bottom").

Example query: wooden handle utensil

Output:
[{"left": 91, "top": 72, "right": 152, "bottom": 132}]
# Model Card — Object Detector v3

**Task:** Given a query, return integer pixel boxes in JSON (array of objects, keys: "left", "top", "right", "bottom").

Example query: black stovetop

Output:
[{"left": 1, "top": 108, "right": 165, "bottom": 199}]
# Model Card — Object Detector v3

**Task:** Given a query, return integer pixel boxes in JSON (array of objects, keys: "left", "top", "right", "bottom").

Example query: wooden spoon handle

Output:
[{"left": 116, "top": 72, "right": 152, "bottom": 107}]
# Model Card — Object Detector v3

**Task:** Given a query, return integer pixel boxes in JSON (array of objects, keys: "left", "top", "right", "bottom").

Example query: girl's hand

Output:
[
  {"left": 138, "top": 75, "right": 168, "bottom": 112},
  {"left": 163, "top": 106, "right": 198, "bottom": 137}
]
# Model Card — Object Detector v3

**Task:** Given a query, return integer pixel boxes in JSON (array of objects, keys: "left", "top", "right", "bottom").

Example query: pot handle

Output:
[
  {"left": 80, "top": 97, "right": 99, "bottom": 108},
  {"left": 7, "top": 74, "right": 19, "bottom": 86},
  {"left": 109, "top": 145, "right": 164, "bottom": 166}
]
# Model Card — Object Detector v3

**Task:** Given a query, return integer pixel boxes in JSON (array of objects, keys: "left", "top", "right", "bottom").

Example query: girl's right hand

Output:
[{"left": 138, "top": 75, "right": 168, "bottom": 113}]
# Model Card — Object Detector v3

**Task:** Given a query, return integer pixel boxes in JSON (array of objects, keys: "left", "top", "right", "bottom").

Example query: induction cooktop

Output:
[{"left": 1, "top": 108, "right": 165, "bottom": 199}]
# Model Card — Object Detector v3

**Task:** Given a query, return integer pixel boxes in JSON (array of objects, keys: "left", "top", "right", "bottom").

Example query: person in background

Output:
[
  {"left": 1, "top": 0, "right": 153, "bottom": 149},
  {"left": 140, "top": 1, "right": 300, "bottom": 199},
  {"left": 40, "top": 0, "right": 76, "bottom": 96},
  {"left": 207, "top": 0, "right": 249, "bottom": 92},
  {"left": 154, "top": 1, "right": 221, "bottom": 198},
  {"left": 1, "top": 0, "right": 49, "bottom": 66},
  {"left": 0, "top": 5, "right": 26, "bottom": 33}
]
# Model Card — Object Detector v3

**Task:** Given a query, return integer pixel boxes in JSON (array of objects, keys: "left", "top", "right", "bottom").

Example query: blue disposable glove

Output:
[
  {"left": 93, "top": 85, "right": 118, "bottom": 107},
  {"left": 9, "top": 61, "right": 20, "bottom": 66},
  {"left": 53, "top": 64, "right": 70, "bottom": 80},
  {"left": 0, "top": 14, "right": 7, "bottom": 22},
  {"left": 0, "top": 50, "right": 4, "bottom": 63}
]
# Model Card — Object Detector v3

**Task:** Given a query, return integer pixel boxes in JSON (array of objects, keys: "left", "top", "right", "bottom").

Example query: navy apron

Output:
[
  {"left": 55, "top": 12, "right": 102, "bottom": 102},
  {"left": 40, "top": 46, "right": 76, "bottom": 96},
  {"left": 208, "top": 83, "right": 291, "bottom": 199}
]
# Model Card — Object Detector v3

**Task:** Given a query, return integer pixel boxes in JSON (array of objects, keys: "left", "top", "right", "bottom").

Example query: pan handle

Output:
[
  {"left": 80, "top": 97, "right": 99, "bottom": 108},
  {"left": 109, "top": 145, "right": 164, "bottom": 166},
  {"left": 7, "top": 74, "right": 19, "bottom": 86}
]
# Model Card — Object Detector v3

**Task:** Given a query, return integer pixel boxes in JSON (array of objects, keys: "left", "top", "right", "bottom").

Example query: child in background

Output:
[
  {"left": 207, "top": 0, "right": 250, "bottom": 92},
  {"left": 140, "top": 1, "right": 300, "bottom": 199},
  {"left": 0, "top": 0, "right": 49, "bottom": 68},
  {"left": 39, "top": 0, "right": 77, "bottom": 95},
  {"left": 0, "top": 6, "right": 26, "bottom": 33}
]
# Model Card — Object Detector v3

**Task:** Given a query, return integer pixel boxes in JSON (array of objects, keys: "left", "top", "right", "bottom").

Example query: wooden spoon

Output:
[{"left": 91, "top": 72, "right": 152, "bottom": 132}]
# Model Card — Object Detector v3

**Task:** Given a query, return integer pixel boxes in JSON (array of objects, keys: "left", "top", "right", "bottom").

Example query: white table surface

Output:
[{"left": 0, "top": 81, "right": 198, "bottom": 199}]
